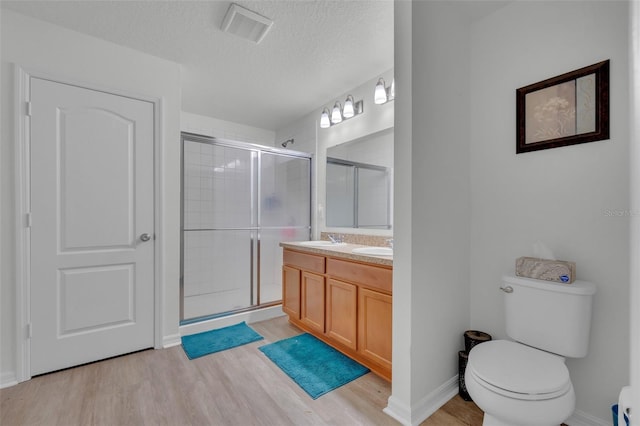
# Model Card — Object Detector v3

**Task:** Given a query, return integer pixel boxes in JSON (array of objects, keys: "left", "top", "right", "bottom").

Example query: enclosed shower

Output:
[{"left": 181, "top": 133, "right": 311, "bottom": 323}]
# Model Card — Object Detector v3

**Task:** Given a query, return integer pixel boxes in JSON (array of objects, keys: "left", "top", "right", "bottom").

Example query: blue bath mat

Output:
[
  {"left": 181, "top": 322, "right": 263, "bottom": 360},
  {"left": 258, "top": 333, "right": 369, "bottom": 399}
]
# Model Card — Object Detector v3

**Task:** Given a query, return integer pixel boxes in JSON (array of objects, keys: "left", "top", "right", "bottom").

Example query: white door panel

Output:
[
  {"left": 59, "top": 107, "right": 136, "bottom": 251},
  {"left": 30, "top": 78, "right": 155, "bottom": 376}
]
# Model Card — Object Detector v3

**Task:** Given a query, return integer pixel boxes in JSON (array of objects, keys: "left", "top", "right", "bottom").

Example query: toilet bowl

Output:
[
  {"left": 465, "top": 276, "right": 595, "bottom": 426},
  {"left": 465, "top": 340, "right": 576, "bottom": 426}
]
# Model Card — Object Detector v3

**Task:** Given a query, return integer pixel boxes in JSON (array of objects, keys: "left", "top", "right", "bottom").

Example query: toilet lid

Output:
[{"left": 468, "top": 340, "right": 571, "bottom": 400}]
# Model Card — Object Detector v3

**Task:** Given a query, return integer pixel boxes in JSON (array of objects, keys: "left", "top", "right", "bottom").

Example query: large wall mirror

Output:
[{"left": 325, "top": 127, "right": 393, "bottom": 230}]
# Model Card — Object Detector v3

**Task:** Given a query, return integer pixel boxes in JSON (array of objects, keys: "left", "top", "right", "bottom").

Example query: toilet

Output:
[{"left": 465, "top": 275, "right": 596, "bottom": 426}]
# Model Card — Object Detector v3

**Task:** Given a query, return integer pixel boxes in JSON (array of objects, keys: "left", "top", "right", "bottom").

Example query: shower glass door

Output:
[
  {"left": 259, "top": 152, "right": 312, "bottom": 304},
  {"left": 181, "top": 134, "right": 311, "bottom": 323}
]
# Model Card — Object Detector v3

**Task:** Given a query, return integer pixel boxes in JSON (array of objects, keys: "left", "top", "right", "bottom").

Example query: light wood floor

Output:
[{"left": 1, "top": 316, "right": 484, "bottom": 426}]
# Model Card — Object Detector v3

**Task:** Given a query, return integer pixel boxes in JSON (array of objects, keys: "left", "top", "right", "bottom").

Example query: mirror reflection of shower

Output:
[
  {"left": 281, "top": 138, "right": 294, "bottom": 148},
  {"left": 325, "top": 127, "right": 394, "bottom": 230}
]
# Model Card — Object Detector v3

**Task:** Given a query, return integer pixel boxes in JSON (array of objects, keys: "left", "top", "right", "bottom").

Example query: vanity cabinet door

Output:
[
  {"left": 301, "top": 271, "right": 325, "bottom": 333},
  {"left": 358, "top": 288, "right": 392, "bottom": 371},
  {"left": 282, "top": 265, "right": 301, "bottom": 319},
  {"left": 325, "top": 278, "right": 357, "bottom": 350}
]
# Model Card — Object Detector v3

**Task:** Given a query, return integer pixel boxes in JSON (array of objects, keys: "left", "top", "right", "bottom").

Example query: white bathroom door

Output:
[{"left": 29, "top": 77, "right": 155, "bottom": 376}]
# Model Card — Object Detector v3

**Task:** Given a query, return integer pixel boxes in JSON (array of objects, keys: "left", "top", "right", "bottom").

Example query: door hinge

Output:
[
  {"left": 26, "top": 323, "right": 32, "bottom": 339},
  {"left": 25, "top": 101, "right": 32, "bottom": 117},
  {"left": 25, "top": 212, "right": 32, "bottom": 228}
]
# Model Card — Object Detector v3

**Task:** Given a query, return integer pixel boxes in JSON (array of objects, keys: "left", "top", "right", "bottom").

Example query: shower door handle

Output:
[{"left": 139, "top": 233, "right": 152, "bottom": 242}]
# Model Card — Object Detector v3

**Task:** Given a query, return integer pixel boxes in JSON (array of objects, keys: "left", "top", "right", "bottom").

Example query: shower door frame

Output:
[{"left": 179, "top": 132, "right": 312, "bottom": 324}]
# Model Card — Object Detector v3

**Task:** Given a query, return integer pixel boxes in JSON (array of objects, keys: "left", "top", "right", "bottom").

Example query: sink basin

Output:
[
  {"left": 298, "top": 241, "right": 346, "bottom": 247},
  {"left": 352, "top": 247, "right": 393, "bottom": 256}
]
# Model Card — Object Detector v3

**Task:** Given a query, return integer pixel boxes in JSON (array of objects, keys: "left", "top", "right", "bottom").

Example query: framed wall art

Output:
[{"left": 516, "top": 60, "right": 609, "bottom": 154}]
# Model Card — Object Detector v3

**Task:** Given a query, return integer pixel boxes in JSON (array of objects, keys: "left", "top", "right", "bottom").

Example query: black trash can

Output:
[
  {"left": 458, "top": 330, "right": 492, "bottom": 402},
  {"left": 464, "top": 330, "right": 492, "bottom": 353},
  {"left": 458, "top": 351, "right": 472, "bottom": 401}
]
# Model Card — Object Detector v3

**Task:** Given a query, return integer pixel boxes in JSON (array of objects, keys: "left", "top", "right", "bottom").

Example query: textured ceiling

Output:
[{"left": 2, "top": 0, "right": 395, "bottom": 131}]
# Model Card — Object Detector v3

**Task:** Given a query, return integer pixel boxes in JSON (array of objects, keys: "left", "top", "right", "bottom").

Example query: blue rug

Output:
[
  {"left": 258, "top": 333, "right": 369, "bottom": 399},
  {"left": 182, "top": 322, "right": 263, "bottom": 360}
]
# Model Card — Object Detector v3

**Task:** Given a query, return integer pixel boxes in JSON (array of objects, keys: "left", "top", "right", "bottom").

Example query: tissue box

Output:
[{"left": 515, "top": 257, "right": 576, "bottom": 284}]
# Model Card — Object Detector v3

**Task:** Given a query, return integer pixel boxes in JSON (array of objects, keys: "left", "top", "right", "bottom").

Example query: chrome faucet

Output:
[{"left": 328, "top": 234, "right": 343, "bottom": 244}]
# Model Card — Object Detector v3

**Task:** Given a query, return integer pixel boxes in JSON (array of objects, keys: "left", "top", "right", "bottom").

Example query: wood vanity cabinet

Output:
[
  {"left": 300, "top": 271, "right": 325, "bottom": 333},
  {"left": 358, "top": 288, "right": 392, "bottom": 372},
  {"left": 282, "top": 248, "right": 392, "bottom": 381},
  {"left": 282, "top": 265, "right": 301, "bottom": 319},
  {"left": 326, "top": 278, "right": 357, "bottom": 350}
]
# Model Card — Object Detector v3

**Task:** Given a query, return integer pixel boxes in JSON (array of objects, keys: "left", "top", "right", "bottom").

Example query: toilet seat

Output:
[{"left": 467, "top": 340, "right": 572, "bottom": 401}]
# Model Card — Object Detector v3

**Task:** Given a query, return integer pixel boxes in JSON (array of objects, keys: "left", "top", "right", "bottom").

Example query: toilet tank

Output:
[{"left": 502, "top": 275, "right": 596, "bottom": 358}]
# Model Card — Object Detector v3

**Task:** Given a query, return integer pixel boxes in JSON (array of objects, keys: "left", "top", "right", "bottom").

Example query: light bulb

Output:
[
  {"left": 374, "top": 78, "right": 387, "bottom": 104},
  {"left": 343, "top": 96, "right": 355, "bottom": 118},
  {"left": 320, "top": 108, "right": 330, "bottom": 128},
  {"left": 331, "top": 102, "right": 342, "bottom": 124},
  {"left": 390, "top": 78, "right": 395, "bottom": 99},
  {"left": 342, "top": 95, "right": 356, "bottom": 118}
]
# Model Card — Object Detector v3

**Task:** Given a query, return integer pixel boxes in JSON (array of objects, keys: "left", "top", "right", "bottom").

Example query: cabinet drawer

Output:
[
  {"left": 326, "top": 258, "right": 392, "bottom": 294},
  {"left": 283, "top": 249, "right": 325, "bottom": 274}
]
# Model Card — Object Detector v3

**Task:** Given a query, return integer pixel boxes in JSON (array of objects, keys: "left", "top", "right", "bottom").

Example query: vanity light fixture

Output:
[
  {"left": 319, "top": 95, "right": 363, "bottom": 129},
  {"left": 374, "top": 77, "right": 395, "bottom": 105}
]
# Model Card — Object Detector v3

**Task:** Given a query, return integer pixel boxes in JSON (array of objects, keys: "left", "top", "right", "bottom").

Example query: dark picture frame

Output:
[{"left": 516, "top": 60, "right": 609, "bottom": 154}]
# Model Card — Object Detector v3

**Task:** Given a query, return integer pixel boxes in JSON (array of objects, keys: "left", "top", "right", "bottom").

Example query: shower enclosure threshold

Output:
[
  {"left": 179, "top": 304, "right": 286, "bottom": 336},
  {"left": 180, "top": 301, "right": 282, "bottom": 326}
]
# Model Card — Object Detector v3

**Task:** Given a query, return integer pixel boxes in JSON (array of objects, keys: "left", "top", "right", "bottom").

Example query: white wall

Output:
[
  {"left": 181, "top": 111, "right": 275, "bottom": 146},
  {"left": 409, "top": 0, "right": 473, "bottom": 406},
  {"left": 276, "top": 71, "right": 395, "bottom": 238},
  {"left": 469, "top": 1, "right": 629, "bottom": 423},
  {"left": 0, "top": 10, "right": 182, "bottom": 385},
  {"left": 630, "top": 0, "right": 640, "bottom": 415},
  {"left": 390, "top": 1, "right": 630, "bottom": 425},
  {"left": 387, "top": 1, "right": 473, "bottom": 424},
  {"left": 386, "top": 1, "right": 413, "bottom": 421}
]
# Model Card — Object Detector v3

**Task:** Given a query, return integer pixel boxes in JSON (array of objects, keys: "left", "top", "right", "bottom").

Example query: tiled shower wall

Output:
[
  {"left": 183, "top": 142, "right": 252, "bottom": 230},
  {"left": 183, "top": 142, "right": 254, "bottom": 318}
]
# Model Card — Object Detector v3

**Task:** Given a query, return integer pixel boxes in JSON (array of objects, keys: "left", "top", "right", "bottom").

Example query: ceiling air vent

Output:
[{"left": 221, "top": 3, "right": 274, "bottom": 44}]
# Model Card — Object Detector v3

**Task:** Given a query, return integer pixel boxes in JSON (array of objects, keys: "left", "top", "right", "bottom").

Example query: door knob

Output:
[{"left": 140, "top": 233, "right": 152, "bottom": 242}]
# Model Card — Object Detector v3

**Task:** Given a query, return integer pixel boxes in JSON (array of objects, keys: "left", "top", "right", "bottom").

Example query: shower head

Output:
[{"left": 281, "top": 139, "right": 294, "bottom": 148}]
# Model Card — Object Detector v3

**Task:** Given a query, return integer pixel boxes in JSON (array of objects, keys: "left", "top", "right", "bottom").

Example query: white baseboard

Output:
[
  {"left": 384, "top": 375, "right": 458, "bottom": 426},
  {"left": 162, "top": 333, "right": 182, "bottom": 348},
  {"left": 382, "top": 374, "right": 610, "bottom": 426},
  {"left": 384, "top": 395, "right": 413, "bottom": 425},
  {"left": 179, "top": 305, "right": 285, "bottom": 337},
  {"left": 0, "top": 371, "right": 18, "bottom": 389},
  {"left": 565, "top": 409, "right": 609, "bottom": 426}
]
